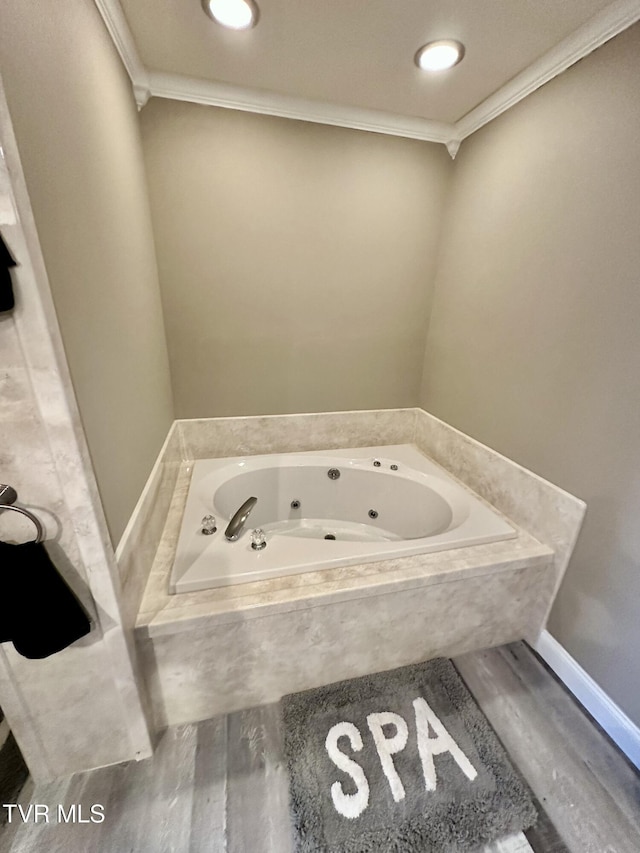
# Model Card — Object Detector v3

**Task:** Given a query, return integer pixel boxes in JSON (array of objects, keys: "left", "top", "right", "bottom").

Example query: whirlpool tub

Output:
[{"left": 170, "top": 444, "right": 517, "bottom": 593}]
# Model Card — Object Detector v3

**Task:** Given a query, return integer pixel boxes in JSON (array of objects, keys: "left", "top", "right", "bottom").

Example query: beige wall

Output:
[
  {"left": 140, "top": 100, "right": 451, "bottom": 417},
  {"left": 0, "top": 1, "right": 174, "bottom": 544},
  {"left": 421, "top": 24, "right": 640, "bottom": 725}
]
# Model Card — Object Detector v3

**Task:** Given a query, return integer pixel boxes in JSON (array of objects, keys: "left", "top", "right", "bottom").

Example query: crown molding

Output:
[
  {"left": 445, "top": 138, "right": 462, "bottom": 160},
  {"left": 92, "top": 0, "right": 453, "bottom": 147},
  {"left": 455, "top": 0, "right": 640, "bottom": 140},
  {"left": 148, "top": 72, "right": 454, "bottom": 144},
  {"left": 94, "top": 0, "right": 640, "bottom": 147},
  {"left": 93, "top": 0, "right": 150, "bottom": 107}
]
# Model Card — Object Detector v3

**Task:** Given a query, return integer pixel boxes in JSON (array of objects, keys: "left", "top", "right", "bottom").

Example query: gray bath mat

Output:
[{"left": 282, "top": 658, "right": 537, "bottom": 852}]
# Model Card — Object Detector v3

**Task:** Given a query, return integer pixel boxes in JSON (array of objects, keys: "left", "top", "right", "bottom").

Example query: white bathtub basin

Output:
[{"left": 170, "top": 444, "right": 517, "bottom": 593}]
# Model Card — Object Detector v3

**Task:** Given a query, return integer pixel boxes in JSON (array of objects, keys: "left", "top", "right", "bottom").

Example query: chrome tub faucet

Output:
[{"left": 224, "top": 496, "right": 258, "bottom": 541}]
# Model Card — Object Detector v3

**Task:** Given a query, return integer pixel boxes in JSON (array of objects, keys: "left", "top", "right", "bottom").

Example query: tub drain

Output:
[{"left": 324, "top": 534, "right": 336, "bottom": 540}]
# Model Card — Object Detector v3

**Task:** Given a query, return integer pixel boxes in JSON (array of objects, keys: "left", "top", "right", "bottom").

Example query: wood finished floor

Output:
[{"left": 1, "top": 642, "right": 639, "bottom": 853}]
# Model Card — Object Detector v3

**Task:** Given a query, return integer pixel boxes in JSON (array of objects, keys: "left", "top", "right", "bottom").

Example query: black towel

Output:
[
  {"left": 0, "top": 233, "right": 16, "bottom": 313},
  {"left": 0, "top": 541, "right": 91, "bottom": 659}
]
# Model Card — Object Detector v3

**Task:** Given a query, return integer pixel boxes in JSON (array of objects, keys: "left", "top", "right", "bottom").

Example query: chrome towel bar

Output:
[{"left": 0, "top": 484, "right": 45, "bottom": 544}]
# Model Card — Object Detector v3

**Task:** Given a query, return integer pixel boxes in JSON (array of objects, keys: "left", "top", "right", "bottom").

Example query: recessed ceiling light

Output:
[
  {"left": 415, "top": 40, "right": 465, "bottom": 72},
  {"left": 202, "top": 0, "right": 259, "bottom": 30}
]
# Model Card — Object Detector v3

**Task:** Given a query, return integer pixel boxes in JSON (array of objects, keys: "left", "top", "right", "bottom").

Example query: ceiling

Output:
[{"left": 100, "top": 0, "right": 640, "bottom": 150}]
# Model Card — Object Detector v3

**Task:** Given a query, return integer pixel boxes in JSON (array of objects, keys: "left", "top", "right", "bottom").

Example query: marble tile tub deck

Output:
[{"left": 133, "top": 410, "right": 585, "bottom": 730}]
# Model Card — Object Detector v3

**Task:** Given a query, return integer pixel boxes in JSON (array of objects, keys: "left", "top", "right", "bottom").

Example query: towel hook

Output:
[{"left": 0, "top": 484, "right": 45, "bottom": 544}]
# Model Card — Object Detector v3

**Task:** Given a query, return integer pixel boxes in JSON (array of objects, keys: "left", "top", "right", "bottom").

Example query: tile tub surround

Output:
[
  {"left": 139, "top": 560, "right": 555, "bottom": 727},
  {"left": 129, "top": 408, "right": 584, "bottom": 729},
  {"left": 132, "top": 409, "right": 585, "bottom": 632},
  {"left": 138, "top": 465, "right": 555, "bottom": 731}
]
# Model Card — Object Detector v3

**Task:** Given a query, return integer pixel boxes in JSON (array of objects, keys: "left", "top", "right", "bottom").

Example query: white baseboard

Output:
[{"left": 534, "top": 630, "right": 640, "bottom": 771}]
